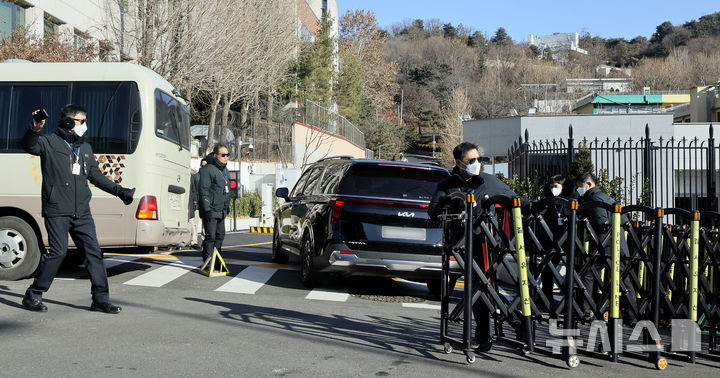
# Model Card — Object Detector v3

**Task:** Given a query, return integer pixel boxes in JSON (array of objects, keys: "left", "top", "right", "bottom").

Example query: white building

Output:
[
  {"left": 528, "top": 32, "right": 588, "bottom": 59},
  {"left": 1, "top": 0, "right": 108, "bottom": 48}
]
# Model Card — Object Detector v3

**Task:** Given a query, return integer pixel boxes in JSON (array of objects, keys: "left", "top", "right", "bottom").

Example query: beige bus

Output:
[{"left": 0, "top": 61, "right": 192, "bottom": 280}]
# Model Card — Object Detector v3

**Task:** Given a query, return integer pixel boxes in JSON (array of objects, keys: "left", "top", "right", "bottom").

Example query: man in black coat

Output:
[
  {"left": 429, "top": 142, "right": 516, "bottom": 353},
  {"left": 21, "top": 105, "right": 135, "bottom": 313},
  {"left": 575, "top": 172, "right": 636, "bottom": 317},
  {"left": 199, "top": 144, "right": 231, "bottom": 263}
]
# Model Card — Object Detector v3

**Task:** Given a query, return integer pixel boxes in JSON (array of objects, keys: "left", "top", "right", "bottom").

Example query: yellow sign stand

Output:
[{"left": 199, "top": 248, "right": 230, "bottom": 277}]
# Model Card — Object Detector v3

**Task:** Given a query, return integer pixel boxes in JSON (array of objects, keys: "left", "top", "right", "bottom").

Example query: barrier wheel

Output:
[
  {"left": 466, "top": 354, "right": 476, "bottom": 364},
  {"left": 655, "top": 358, "right": 667, "bottom": 370},
  {"left": 566, "top": 355, "right": 580, "bottom": 368},
  {"left": 443, "top": 343, "right": 453, "bottom": 354}
]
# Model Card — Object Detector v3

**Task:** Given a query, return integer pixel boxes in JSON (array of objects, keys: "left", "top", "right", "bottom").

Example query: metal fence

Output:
[
  {"left": 508, "top": 124, "right": 718, "bottom": 212},
  {"left": 301, "top": 99, "right": 365, "bottom": 148}
]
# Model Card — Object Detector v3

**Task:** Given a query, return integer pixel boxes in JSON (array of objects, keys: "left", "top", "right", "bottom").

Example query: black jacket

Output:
[
  {"left": 189, "top": 172, "right": 200, "bottom": 214},
  {"left": 429, "top": 167, "right": 516, "bottom": 247},
  {"left": 578, "top": 186, "right": 629, "bottom": 253},
  {"left": 22, "top": 127, "right": 121, "bottom": 218},
  {"left": 199, "top": 155, "right": 230, "bottom": 219},
  {"left": 429, "top": 167, "right": 516, "bottom": 219}
]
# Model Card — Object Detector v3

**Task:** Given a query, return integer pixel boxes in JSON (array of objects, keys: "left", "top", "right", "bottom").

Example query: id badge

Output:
[
  {"left": 224, "top": 185, "right": 229, "bottom": 193},
  {"left": 72, "top": 162, "right": 81, "bottom": 175},
  {"left": 557, "top": 218, "right": 563, "bottom": 226}
]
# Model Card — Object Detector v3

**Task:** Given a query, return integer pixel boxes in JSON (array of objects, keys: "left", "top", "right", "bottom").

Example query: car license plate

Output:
[
  {"left": 169, "top": 193, "right": 180, "bottom": 210},
  {"left": 381, "top": 226, "right": 426, "bottom": 241}
]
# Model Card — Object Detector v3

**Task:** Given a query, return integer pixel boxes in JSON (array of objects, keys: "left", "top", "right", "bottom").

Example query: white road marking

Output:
[
  {"left": 104, "top": 255, "right": 141, "bottom": 270},
  {"left": 305, "top": 288, "right": 349, "bottom": 302},
  {"left": 401, "top": 303, "right": 441, "bottom": 310},
  {"left": 123, "top": 258, "right": 195, "bottom": 287},
  {"left": 215, "top": 266, "right": 278, "bottom": 294}
]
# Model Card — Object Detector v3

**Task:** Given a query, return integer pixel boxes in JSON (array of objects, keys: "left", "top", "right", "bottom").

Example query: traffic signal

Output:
[{"left": 228, "top": 170, "right": 241, "bottom": 198}]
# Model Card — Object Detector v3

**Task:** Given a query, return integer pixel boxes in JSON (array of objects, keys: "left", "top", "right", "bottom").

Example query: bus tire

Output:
[{"left": 0, "top": 216, "right": 41, "bottom": 281}]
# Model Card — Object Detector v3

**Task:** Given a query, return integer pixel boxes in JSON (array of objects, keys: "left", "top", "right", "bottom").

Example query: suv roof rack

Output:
[{"left": 315, "top": 155, "right": 355, "bottom": 163}]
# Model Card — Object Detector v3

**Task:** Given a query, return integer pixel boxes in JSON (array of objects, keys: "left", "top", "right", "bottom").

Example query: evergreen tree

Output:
[
  {"left": 297, "top": 17, "right": 336, "bottom": 105},
  {"left": 491, "top": 27, "right": 512, "bottom": 46}
]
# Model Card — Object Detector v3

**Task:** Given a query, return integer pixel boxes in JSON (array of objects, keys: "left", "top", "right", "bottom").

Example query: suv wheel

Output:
[
  {"left": 0, "top": 216, "right": 41, "bottom": 280},
  {"left": 300, "top": 233, "right": 322, "bottom": 288},
  {"left": 426, "top": 277, "right": 458, "bottom": 296},
  {"left": 272, "top": 220, "right": 288, "bottom": 264}
]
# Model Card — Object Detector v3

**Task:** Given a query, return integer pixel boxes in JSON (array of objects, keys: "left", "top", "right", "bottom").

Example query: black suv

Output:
[{"left": 273, "top": 157, "right": 458, "bottom": 292}]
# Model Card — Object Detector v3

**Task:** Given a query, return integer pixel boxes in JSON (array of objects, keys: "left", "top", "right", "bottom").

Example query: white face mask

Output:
[
  {"left": 463, "top": 160, "right": 481, "bottom": 176},
  {"left": 551, "top": 187, "right": 562, "bottom": 197},
  {"left": 576, "top": 187, "right": 586, "bottom": 197},
  {"left": 73, "top": 123, "right": 88, "bottom": 137}
]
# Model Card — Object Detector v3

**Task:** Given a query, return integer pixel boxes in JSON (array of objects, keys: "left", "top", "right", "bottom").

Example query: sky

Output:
[{"left": 337, "top": 0, "right": 719, "bottom": 42}]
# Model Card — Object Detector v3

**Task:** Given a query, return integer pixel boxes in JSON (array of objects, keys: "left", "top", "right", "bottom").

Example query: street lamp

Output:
[
  {"left": 376, "top": 143, "right": 389, "bottom": 159},
  {"left": 432, "top": 131, "right": 462, "bottom": 158}
]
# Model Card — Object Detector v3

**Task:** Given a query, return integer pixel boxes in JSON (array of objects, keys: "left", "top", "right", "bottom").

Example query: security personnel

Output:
[
  {"left": 429, "top": 142, "right": 516, "bottom": 353},
  {"left": 21, "top": 105, "right": 135, "bottom": 313},
  {"left": 575, "top": 172, "right": 636, "bottom": 318},
  {"left": 199, "top": 143, "right": 231, "bottom": 263}
]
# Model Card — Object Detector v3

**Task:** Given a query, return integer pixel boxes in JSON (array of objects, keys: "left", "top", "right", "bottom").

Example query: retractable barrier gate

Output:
[{"left": 438, "top": 193, "right": 716, "bottom": 370}]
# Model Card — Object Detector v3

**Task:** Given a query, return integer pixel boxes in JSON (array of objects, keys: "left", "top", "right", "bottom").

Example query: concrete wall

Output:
[
  {"left": 292, "top": 122, "right": 365, "bottom": 168},
  {"left": 464, "top": 113, "right": 674, "bottom": 160}
]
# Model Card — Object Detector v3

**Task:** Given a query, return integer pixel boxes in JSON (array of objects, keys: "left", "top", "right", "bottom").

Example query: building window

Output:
[
  {"left": 74, "top": 29, "right": 90, "bottom": 49},
  {"left": 0, "top": 0, "right": 25, "bottom": 39},
  {"left": 322, "top": 0, "right": 328, "bottom": 16},
  {"left": 43, "top": 12, "right": 61, "bottom": 39}
]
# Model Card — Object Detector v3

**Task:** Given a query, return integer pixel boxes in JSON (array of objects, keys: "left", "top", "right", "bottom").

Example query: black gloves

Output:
[{"left": 117, "top": 187, "right": 136, "bottom": 205}]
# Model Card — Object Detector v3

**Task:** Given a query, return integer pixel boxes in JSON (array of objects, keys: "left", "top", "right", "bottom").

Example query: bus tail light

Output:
[{"left": 136, "top": 195, "right": 158, "bottom": 220}]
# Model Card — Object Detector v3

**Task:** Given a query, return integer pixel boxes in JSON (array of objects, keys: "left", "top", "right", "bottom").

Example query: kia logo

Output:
[{"left": 398, "top": 211, "right": 415, "bottom": 218}]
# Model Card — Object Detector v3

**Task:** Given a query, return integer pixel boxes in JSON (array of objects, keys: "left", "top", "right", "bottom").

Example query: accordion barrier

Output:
[{"left": 438, "top": 192, "right": 720, "bottom": 369}]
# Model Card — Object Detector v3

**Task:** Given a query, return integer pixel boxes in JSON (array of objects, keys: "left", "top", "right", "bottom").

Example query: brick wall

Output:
[{"left": 297, "top": 0, "right": 319, "bottom": 36}]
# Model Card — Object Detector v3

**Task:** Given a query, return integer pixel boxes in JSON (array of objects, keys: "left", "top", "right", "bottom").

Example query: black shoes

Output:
[
  {"left": 90, "top": 302, "right": 122, "bottom": 314},
  {"left": 474, "top": 339, "right": 493, "bottom": 353},
  {"left": 22, "top": 297, "right": 48, "bottom": 312}
]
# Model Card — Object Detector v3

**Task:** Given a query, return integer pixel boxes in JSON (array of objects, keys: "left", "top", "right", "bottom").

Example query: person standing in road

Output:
[
  {"left": 429, "top": 142, "right": 516, "bottom": 353},
  {"left": 188, "top": 168, "right": 201, "bottom": 249},
  {"left": 199, "top": 143, "right": 231, "bottom": 264},
  {"left": 21, "top": 105, "right": 135, "bottom": 313}
]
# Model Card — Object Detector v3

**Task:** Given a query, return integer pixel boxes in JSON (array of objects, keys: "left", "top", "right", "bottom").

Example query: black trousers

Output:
[
  {"left": 471, "top": 243, "right": 492, "bottom": 342},
  {"left": 26, "top": 215, "right": 109, "bottom": 303},
  {"left": 201, "top": 216, "right": 225, "bottom": 262}
]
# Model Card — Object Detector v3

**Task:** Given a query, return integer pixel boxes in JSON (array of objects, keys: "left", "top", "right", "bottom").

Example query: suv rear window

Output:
[{"left": 338, "top": 164, "right": 447, "bottom": 201}]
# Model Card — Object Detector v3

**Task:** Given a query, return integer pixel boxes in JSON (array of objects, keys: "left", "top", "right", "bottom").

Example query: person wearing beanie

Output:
[{"left": 20, "top": 104, "right": 135, "bottom": 314}]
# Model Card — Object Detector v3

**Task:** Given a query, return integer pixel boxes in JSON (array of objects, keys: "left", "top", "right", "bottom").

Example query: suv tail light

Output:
[
  {"left": 331, "top": 197, "right": 428, "bottom": 224},
  {"left": 331, "top": 199, "right": 345, "bottom": 223},
  {"left": 136, "top": 195, "right": 159, "bottom": 220}
]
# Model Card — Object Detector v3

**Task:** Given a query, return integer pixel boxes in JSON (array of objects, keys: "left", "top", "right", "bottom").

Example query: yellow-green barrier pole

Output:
[
  {"left": 609, "top": 204, "right": 622, "bottom": 362},
  {"left": 688, "top": 211, "right": 700, "bottom": 363},
  {"left": 512, "top": 198, "right": 533, "bottom": 352}
]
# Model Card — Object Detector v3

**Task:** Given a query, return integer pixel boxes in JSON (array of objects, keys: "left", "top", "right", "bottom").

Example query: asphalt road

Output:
[{"left": 0, "top": 231, "right": 718, "bottom": 377}]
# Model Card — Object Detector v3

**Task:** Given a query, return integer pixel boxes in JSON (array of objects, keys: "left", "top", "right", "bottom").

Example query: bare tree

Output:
[{"left": 439, "top": 88, "right": 470, "bottom": 166}]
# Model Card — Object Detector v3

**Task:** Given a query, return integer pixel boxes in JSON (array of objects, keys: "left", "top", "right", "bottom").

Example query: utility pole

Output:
[{"left": 399, "top": 89, "right": 404, "bottom": 125}]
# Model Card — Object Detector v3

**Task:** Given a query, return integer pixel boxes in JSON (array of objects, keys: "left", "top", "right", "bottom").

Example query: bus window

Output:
[
  {"left": 6, "top": 85, "right": 68, "bottom": 151},
  {"left": 155, "top": 89, "right": 189, "bottom": 150},
  {"left": 0, "top": 85, "right": 9, "bottom": 149},
  {"left": 72, "top": 82, "right": 141, "bottom": 154}
]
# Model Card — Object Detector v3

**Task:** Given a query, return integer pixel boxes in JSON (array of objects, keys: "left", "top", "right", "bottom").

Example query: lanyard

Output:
[{"left": 63, "top": 140, "right": 80, "bottom": 162}]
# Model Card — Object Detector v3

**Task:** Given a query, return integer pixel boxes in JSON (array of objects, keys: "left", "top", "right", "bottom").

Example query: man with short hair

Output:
[
  {"left": 429, "top": 142, "right": 516, "bottom": 353},
  {"left": 21, "top": 105, "right": 135, "bottom": 313},
  {"left": 199, "top": 143, "right": 231, "bottom": 263}
]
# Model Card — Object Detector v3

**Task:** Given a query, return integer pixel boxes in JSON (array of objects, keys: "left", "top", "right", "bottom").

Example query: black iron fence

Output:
[{"left": 508, "top": 124, "right": 718, "bottom": 212}]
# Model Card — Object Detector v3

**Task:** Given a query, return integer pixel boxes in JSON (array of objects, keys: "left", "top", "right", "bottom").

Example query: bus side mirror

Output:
[{"left": 275, "top": 187, "right": 289, "bottom": 201}]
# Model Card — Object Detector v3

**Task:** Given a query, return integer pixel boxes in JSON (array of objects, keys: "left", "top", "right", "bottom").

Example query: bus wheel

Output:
[{"left": 0, "top": 216, "right": 41, "bottom": 280}]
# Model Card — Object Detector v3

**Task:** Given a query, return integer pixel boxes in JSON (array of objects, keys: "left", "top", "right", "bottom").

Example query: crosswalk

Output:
[{"left": 87, "top": 254, "right": 443, "bottom": 310}]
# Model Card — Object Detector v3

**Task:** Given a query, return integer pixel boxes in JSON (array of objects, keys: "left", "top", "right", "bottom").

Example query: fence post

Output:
[
  {"left": 707, "top": 124, "right": 717, "bottom": 211},
  {"left": 567, "top": 124, "right": 574, "bottom": 174},
  {"left": 643, "top": 124, "right": 653, "bottom": 207}
]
